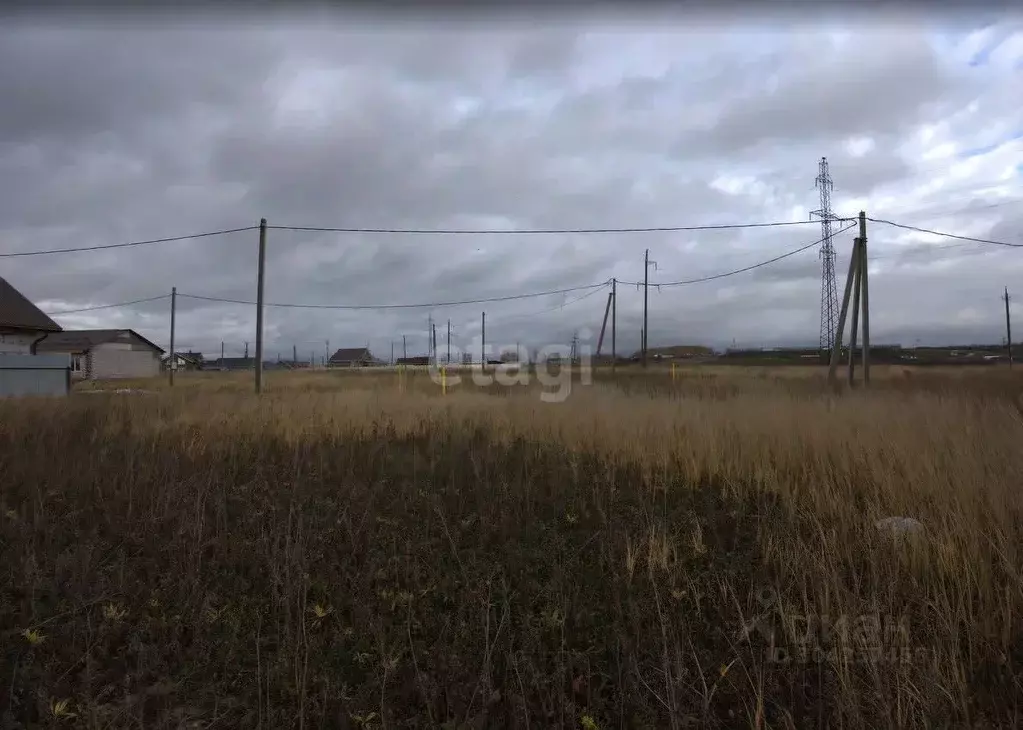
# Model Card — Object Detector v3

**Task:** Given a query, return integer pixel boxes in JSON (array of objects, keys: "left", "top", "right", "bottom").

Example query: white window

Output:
[{"left": 71, "top": 354, "right": 83, "bottom": 373}]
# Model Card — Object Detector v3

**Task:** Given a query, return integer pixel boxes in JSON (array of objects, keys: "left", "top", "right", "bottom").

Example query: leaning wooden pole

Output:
[
  {"left": 846, "top": 241, "right": 862, "bottom": 387},
  {"left": 828, "top": 237, "right": 862, "bottom": 386},
  {"left": 611, "top": 278, "right": 617, "bottom": 372},
  {"left": 596, "top": 292, "right": 613, "bottom": 356},
  {"left": 858, "top": 211, "right": 871, "bottom": 387}
]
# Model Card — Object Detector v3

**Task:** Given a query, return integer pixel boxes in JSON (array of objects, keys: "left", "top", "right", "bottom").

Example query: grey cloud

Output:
[
  {"left": 698, "top": 31, "right": 962, "bottom": 157},
  {"left": 0, "top": 14, "right": 1020, "bottom": 358}
]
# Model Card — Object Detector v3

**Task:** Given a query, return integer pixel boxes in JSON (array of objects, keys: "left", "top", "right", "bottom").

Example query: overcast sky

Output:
[{"left": 1, "top": 9, "right": 1021, "bottom": 360}]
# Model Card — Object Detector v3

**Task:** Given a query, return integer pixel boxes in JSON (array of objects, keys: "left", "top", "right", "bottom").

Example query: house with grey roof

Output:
[
  {"left": 0, "top": 276, "right": 63, "bottom": 354},
  {"left": 37, "top": 329, "right": 165, "bottom": 380},
  {"left": 0, "top": 277, "right": 70, "bottom": 397},
  {"left": 327, "top": 347, "right": 381, "bottom": 368},
  {"left": 209, "top": 356, "right": 255, "bottom": 371}
]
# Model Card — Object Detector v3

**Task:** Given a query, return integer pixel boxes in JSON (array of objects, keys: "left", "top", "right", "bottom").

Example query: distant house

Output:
[
  {"left": 163, "top": 351, "right": 203, "bottom": 371},
  {"left": 209, "top": 357, "right": 255, "bottom": 371},
  {"left": 328, "top": 347, "right": 378, "bottom": 368},
  {"left": 37, "top": 329, "right": 164, "bottom": 380},
  {"left": 0, "top": 276, "right": 63, "bottom": 354},
  {"left": 396, "top": 356, "right": 430, "bottom": 366}
]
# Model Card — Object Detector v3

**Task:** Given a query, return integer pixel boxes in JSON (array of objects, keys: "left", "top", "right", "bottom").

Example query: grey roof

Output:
[
  {"left": 0, "top": 276, "right": 61, "bottom": 332},
  {"left": 36, "top": 329, "right": 164, "bottom": 354},
  {"left": 329, "top": 347, "right": 372, "bottom": 362},
  {"left": 164, "top": 352, "right": 202, "bottom": 364},
  {"left": 210, "top": 357, "right": 255, "bottom": 368}
]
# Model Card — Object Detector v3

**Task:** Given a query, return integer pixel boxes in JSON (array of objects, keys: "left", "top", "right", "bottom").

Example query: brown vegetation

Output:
[{"left": 2, "top": 366, "right": 1023, "bottom": 728}]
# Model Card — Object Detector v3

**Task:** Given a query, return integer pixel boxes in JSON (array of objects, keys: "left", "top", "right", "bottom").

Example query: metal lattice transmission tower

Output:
[{"left": 811, "top": 157, "right": 839, "bottom": 353}]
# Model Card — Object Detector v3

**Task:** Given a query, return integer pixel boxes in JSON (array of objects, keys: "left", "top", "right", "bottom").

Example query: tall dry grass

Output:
[{"left": 2, "top": 366, "right": 1022, "bottom": 728}]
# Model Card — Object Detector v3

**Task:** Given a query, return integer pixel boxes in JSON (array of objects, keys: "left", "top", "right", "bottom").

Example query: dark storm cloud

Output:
[{"left": 1, "top": 13, "right": 1020, "bottom": 357}]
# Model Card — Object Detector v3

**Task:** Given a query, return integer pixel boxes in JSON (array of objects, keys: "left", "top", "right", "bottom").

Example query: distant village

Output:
[{"left": 1, "top": 274, "right": 1017, "bottom": 397}]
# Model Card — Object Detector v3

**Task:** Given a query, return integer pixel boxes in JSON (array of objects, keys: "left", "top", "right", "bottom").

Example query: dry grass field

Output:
[{"left": 2, "top": 365, "right": 1023, "bottom": 728}]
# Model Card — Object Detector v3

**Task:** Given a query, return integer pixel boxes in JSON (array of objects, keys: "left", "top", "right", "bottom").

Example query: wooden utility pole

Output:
[
  {"left": 828, "top": 211, "right": 871, "bottom": 388},
  {"left": 1005, "top": 287, "right": 1013, "bottom": 369},
  {"left": 402, "top": 335, "right": 407, "bottom": 361},
  {"left": 447, "top": 320, "right": 451, "bottom": 365},
  {"left": 293, "top": 344, "right": 297, "bottom": 364},
  {"left": 611, "top": 278, "right": 617, "bottom": 370},
  {"left": 221, "top": 341, "right": 224, "bottom": 362},
  {"left": 859, "top": 211, "right": 870, "bottom": 385},
  {"left": 390, "top": 341, "right": 394, "bottom": 365},
  {"left": 432, "top": 324, "right": 437, "bottom": 366},
  {"left": 481, "top": 311, "right": 486, "bottom": 370},
  {"left": 244, "top": 342, "right": 249, "bottom": 358},
  {"left": 596, "top": 291, "right": 613, "bottom": 356},
  {"left": 254, "top": 218, "right": 267, "bottom": 394},
  {"left": 828, "top": 237, "right": 861, "bottom": 385},
  {"left": 643, "top": 249, "right": 649, "bottom": 367},
  {"left": 169, "top": 286, "right": 176, "bottom": 386},
  {"left": 847, "top": 237, "right": 863, "bottom": 387},
  {"left": 642, "top": 253, "right": 658, "bottom": 367}
]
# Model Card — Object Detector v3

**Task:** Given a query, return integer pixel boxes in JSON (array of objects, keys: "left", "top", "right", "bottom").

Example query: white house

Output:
[
  {"left": 38, "top": 329, "right": 165, "bottom": 380},
  {"left": 0, "top": 276, "right": 63, "bottom": 354}
]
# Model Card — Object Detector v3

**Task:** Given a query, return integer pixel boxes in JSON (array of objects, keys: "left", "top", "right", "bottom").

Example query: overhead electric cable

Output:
[
  {"left": 617, "top": 222, "right": 858, "bottom": 287},
  {"left": 45, "top": 294, "right": 172, "bottom": 316},
  {"left": 0, "top": 226, "right": 257, "bottom": 258},
  {"left": 867, "top": 218, "right": 1023, "bottom": 248},
  {"left": 268, "top": 219, "right": 839, "bottom": 235},
  {"left": 178, "top": 280, "right": 610, "bottom": 311}
]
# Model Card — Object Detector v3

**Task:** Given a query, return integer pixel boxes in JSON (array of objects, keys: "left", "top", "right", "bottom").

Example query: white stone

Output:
[{"left": 875, "top": 516, "right": 925, "bottom": 536}]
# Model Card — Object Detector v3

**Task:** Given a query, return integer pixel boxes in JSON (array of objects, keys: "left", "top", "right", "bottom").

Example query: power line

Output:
[
  {"left": 45, "top": 294, "right": 171, "bottom": 316},
  {"left": 268, "top": 219, "right": 840, "bottom": 235},
  {"left": 487, "top": 281, "right": 610, "bottom": 325},
  {"left": 870, "top": 240, "right": 1002, "bottom": 262},
  {"left": 0, "top": 219, "right": 845, "bottom": 260},
  {"left": 177, "top": 281, "right": 610, "bottom": 311},
  {"left": 867, "top": 218, "right": 1023, "bottom": 248},
  {"left": 875, "top": 194, "right": 1020, "bottom": 222},
  {"left": 0, "top": 226, "right": 258, "bottom": 258},
  {"left": 618, "top": 222, "right": 858, "bottom": 288}
]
